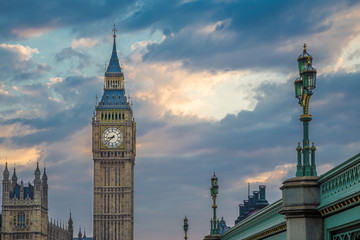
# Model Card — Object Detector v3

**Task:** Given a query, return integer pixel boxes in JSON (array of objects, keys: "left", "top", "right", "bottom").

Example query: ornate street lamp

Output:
[
  {"left": 183, "top": 216, "right": 189, "bottom": 240},
  {"left": 294, "top": 44, "right": 317, "bottom": 177},
  {"left": 210, "top": 172, "right": 220, "bottom": 234}
]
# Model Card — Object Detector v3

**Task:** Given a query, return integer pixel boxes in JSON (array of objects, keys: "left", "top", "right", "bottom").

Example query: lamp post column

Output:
[
  {"left": 301, "top": 114, "right": 312, "bottom": 176},
  {"left": 210, "top": 172, "right": 219, "bottom": 235},
  {"left": 280, "top": 44, "right": 323, "bottom": 240},
  {"left": 183, "top": 217, "right": 188, "bottom": 240},
  {"left": 203, "top": 173, "right": 220, "bottom": 240},
  {"left": 293, "top": 44, "right": 318, "bottom": 177}
]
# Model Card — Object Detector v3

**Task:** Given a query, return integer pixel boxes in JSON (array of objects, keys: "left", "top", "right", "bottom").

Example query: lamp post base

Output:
[{"left": 279, "top": 176, "right": 323, "bottom": 240}]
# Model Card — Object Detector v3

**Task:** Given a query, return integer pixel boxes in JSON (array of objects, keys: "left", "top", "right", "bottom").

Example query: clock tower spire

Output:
[{"left": 92, "top": 25, "right": 136, "bottom": 240}]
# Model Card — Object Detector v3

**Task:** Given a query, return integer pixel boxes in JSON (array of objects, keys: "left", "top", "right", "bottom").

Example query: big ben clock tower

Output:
[{"left": 92, "top": 26, "right": 136, "bottom": 240}]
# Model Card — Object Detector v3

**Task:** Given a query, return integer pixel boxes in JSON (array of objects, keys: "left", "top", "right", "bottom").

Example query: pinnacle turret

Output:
[
  {"left": 68, "top": 211, "right": 73, "bottom": 226},
  {"left": 3, "top": 162, "right": 9, "bottom": 180},
  {"left": 42, "top": 167, "right": 48, "bottom": 182},
  {"left": 35, "top": 162, "right": 41, "bottom": 178},
  {"left": 11, "top": 167, "right": 17, "bottom": 189}
]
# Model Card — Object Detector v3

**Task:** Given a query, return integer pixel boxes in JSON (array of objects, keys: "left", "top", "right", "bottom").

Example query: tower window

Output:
[
  {"left": 106, "top": 95, "right": 109, "bottom": 100},
  {"left": 115, "top": 101, "right": 118, "bottom": 106},
  {"left": 18, "top": 212, "right": 25, "bottom": 227},
  {"left": 118, "top": 95, "right": 121, "bottom": 99},
  {"left": 108, "top": 102, "right": 111, "bottom": 105},
  {"left": 112, "top": 96, "right": 115, "bottom": 99},
  {"left": 102, "top": 101, "right": 105, "bottom": 105},
  {"left": 122, "top": 113, "right": 125, "bottom": 119}
]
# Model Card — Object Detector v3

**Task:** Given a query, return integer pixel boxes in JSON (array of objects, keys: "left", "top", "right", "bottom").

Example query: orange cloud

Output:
[
  {"left": 45, "top": 126, "right": 92, "bottom": 165},
  {"left": 0, "top": 123, "right": 39, "bottom": 138},
  {"left": 71, "top": 38, "right": 98, "bottom": 49},
  {"left": 243, "top": 164, "right": 295, "bottom": 184},
  {"left": 127, "top": 62, "right": 286, "bottom": 120},
  {"left": 11, "top": 27, "right": 53, "bottom": 38},
  {"left": 0, "top": 43, "right": 39, "bottom": 61},
  {"left": 0, "top": 145, "right": 41, "bottom": 167}
]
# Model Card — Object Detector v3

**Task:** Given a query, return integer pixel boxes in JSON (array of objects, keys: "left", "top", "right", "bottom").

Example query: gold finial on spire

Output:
[
  {"left": 303, "top": 43, "right": 307, "bottom": 52},
  {"left": 113, "top": 24, "right": 117, "bottom": 39}
]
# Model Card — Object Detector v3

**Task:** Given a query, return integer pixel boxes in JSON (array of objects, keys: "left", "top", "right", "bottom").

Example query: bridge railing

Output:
[
  {"left": 318, "top": 153, "right": 360, "bottom": 215},
  {"left": 221, "top": 199, "right": 285, "bottom": 240}
]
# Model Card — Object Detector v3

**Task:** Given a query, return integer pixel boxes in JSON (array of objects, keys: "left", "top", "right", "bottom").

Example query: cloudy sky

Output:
[{"left": 1, "top": 0, "right": 360, "bottom": 239}]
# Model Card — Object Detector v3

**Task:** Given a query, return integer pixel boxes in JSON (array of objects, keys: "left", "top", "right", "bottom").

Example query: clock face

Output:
[{"left": 102, "top": 127, "right": 123, "bottom": 148}]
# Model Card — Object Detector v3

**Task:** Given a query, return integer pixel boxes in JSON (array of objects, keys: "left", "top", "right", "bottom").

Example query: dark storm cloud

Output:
[
  {"left": 55, "top": 48, "right": 90, "bottom": 69},
  {"left": 0, "top": 0, "right": 136, "bottom": 40},
  {"left": 55, "top": 48, "right": 87, "bottom": 62},
  {"left": 0, "top": 75, "right": 100, "bottom": 147},
  {"left": 0, "top": 47, "right": 50, "bottom": 84},
  {"left": 119, "top": 0, "right": 358, "bottom": 71}
]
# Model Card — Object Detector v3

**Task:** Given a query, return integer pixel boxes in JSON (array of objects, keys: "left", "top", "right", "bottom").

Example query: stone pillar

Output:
[{"left": 279, "top": 176, "right": 323, "bottom": 240}]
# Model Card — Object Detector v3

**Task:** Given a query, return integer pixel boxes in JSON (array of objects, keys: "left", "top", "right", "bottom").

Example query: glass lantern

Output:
[
  {"left": 297, "top": 44, "right": 312, "bottom": 74},
  {"left": 302, "top": 59, "right": 317, "bottom": 91},
  {"left": 294, "top": 76, "right": 303, "bottom": 100}
]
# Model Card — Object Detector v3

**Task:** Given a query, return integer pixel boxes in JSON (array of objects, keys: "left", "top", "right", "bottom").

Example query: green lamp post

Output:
[
  {"left": 294, "top": 44, "right": 317, "bottom": 177},
  {"left": 183, "top": 216, "right": 189, "bottom": 240},
  {"left": 210, "top": 172, "right": 220, "bottom": 234}
]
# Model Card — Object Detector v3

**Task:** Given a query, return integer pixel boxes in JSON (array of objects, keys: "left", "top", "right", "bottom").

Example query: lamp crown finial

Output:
[{"left": 303, "top": 43, "right": 307, "bottom": 52}]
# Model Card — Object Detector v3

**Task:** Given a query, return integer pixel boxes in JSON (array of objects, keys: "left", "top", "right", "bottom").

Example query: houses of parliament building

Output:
[{"left": 0, "top": 163, "right": 73, "bottom": 239}]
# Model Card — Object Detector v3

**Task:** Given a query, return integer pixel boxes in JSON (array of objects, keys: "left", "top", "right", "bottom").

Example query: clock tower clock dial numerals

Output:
[{"left": 102, "top": 127, "right": 123, "bottom": 148}]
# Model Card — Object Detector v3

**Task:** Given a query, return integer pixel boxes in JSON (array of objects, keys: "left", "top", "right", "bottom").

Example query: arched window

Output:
[
  {"left": 115, "top": 101, "right": 118, "bottom": 106},
  {"left": 122, "top": 113, "right": 125, "bottom": 119}
]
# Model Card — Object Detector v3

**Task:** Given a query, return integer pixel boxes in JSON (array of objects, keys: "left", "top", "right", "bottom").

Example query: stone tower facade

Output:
[
  {"left": 1, "top": 163, "right": 48, "bottom": 240},
  {"left": 92, "top": 26, "right": 136, "bottom": 240},
  {"left": 1, "top": 163, "right": 73, "bottom": 240}
]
